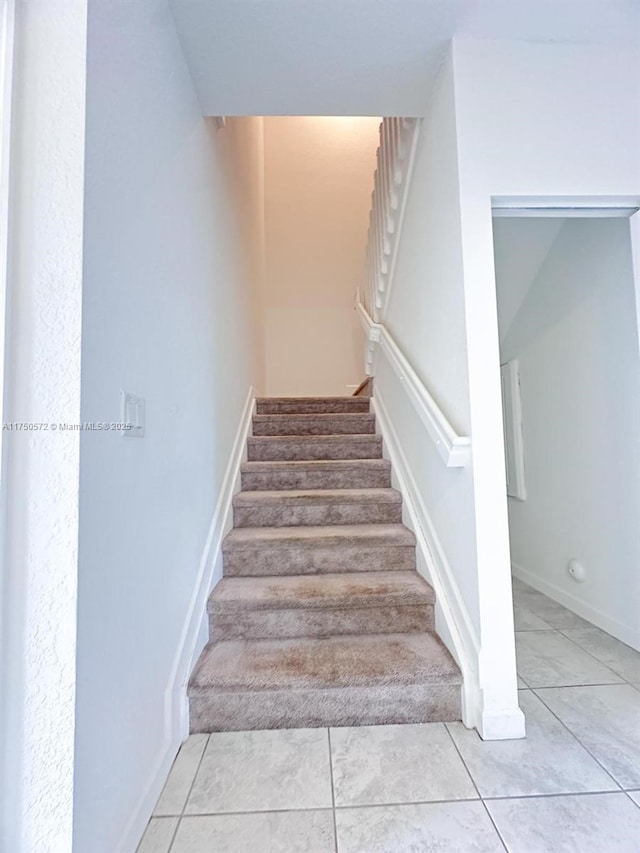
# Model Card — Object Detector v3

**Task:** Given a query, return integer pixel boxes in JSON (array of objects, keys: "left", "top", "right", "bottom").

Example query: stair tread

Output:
[
  {"left": 256, "top": 398, "right": 370, "bottom": 416},
  {"left": 241, "top": 459, "right": 390, "bottom": 471},
  {"left": 189, "top": 632, "right": 461, "bottom": 693},
  {"left": 252, "top": 414, "right": 375, "bottom": 438},
  {"left": 223, "top": 524, "right": 416, "bottom": 549},
  {"left": 253, "top": 413, "right": 374, "bottom": 421},
  {"left": 210, "top": 571, "right": 435, "bottom": 611},
  {"left": 248, "top": 434, "right": 382, "bottom": 461},
  {"left": 234, "top": 488, "right": 401, "bottom": 505},
  {"left": 248, "top": 434, "right": 379, "bottom": 443},
  {"left": 256, "top": 396, "right": 365, "bottom": 403}
]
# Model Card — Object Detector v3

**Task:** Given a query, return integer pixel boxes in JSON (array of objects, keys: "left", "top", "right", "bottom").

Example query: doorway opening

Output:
[{"left": 492, "top": 206, "right": 640, "bottom": 661}]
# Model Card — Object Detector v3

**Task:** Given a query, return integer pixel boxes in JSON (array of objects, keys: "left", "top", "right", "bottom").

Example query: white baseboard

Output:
[
  {"left": 371, "top": 391, "right": 483, "bottom": 731},
  {"left": 116, "top": 385, "right": 254, "bottom": 853},
  {"left": 479, "top": 707, "right": 527, "bottom": 741},
  {"left": 512, "top": 561, "right": 640, "bottom": 651}
]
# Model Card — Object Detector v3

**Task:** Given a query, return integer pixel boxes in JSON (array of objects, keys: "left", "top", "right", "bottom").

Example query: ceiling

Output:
[{"left": 169, "top": 0, "right": 640, "bottom": 116}]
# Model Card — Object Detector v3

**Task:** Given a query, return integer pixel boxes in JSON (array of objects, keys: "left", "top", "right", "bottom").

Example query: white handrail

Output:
[
  {"left": 357, "top": 300, "right": 471, "bottom": 468},
  {"left": 363, "top": 117, "right": 421, "bottom": 322}
]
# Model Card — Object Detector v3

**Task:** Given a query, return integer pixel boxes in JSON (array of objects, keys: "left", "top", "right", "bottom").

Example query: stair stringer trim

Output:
[
  {"left": 174, "top": 384, "right": 255, "bottom": 736},
  {"left": 371, "top": 390, "right": 482, "bottom": 732},
  {"left": 116, "top": 385, "right": 254, "bottom": 853}
]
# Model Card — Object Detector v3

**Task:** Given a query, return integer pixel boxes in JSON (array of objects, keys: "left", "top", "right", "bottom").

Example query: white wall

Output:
[
  {"left": 1, "top": 2, "right": 86, "bottom": 850},
  {"left": 375, "top": 39, "right": 640, "bottom": 736},
  {"left": 263, "top": 116, "right": 379, "bottom": 396},
  {"left": 74, "top": 3, "right": 261, "bottom": 851},
  {"left": 384, "top": 59, "right": 478, "bottom": 624},
  {"left": 453, "top": 41, "right": 640, "bottom": 200},
  {"left": 227, "top": 116, "right": 267, "bottom": 395},
  {"left": 493, "top": 218, "right": 564, "bottom": 340},
  {"left": 448, "top": 39, "right": 640, "bottom": 679},
  {"left": 496, "top": 218, "right": 640, "bottom": 648},
  {"left": 377, "top": 57, "right": 523, "bottom": 738}
]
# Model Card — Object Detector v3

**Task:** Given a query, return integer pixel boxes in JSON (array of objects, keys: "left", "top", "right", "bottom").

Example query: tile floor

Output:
[{"left": 139, "top": 579, "right": 640, "bottom": 852}]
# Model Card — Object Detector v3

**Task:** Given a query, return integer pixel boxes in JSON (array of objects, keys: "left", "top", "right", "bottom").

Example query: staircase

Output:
[{"left": 188, "top": 396, "right": 462, "bottom": 731}]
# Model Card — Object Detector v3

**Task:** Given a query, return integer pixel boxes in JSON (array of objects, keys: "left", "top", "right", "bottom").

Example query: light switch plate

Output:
[{"left": 121, "top": 391, "right": 145, "bottom": 438}]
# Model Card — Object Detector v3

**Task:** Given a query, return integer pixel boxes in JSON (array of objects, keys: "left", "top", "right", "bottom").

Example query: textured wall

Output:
[{"left": 1, "top": 2, "right": 87, "bottom": 851}]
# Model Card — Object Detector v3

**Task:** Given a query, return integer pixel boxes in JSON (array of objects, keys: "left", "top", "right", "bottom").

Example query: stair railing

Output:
[
  {"left": 363, "top": 117, "right": 421, "bottom": 322},
  {"left": 356, "top": 300, "right": 471, "bottom": 468}
]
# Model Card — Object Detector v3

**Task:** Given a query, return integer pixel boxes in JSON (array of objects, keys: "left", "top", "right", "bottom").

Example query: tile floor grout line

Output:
[
  {"left": 164, "top": 815, "right": 180, "bottom": 853},
  {"left": 137, "top": 815, "right": 181, "bottom": 853},
  {"left": 482, "top": 790, "right": 632, "bottom": 802},
  {"left": 509, "top": 599, "right": 627, "bottom": 798},
  {"left": 333, "top": 797, "right": 481, "bottom": 811},
  {"left": 625, "top": 791, "right": 640, "bottom": 811},
  {"left": 163, "top": 816, "right": 180, "bottom": 852},
  {"left": 326, "top": 727, "right": 339, "bottom": 853},
  {"left": 556, "top": 625, "right": 640, "bottom": 660},
  {"left": 515, "top": 624, "right": 626, "bottom": 690},
  {"left": 514, "top": 627, "right": 555, "bottom": 633},
  {"left": 443, "top": 723, "right": 509, "bottom": 852},
  {"left": 479, "top": 800, "right": 510, "bottom": 852},
  {"left": 166, "top": 733, "right": 211, "bottom": 852},
  {"left": 555, "top": 627, "right": 635, "bottom": 684},
  {"left": 514, "top": 583, "right": 640, "bottom": 683},
  {"left": 513, "top": 589, "right": 631, "bottom": 793},
  {"left": 180, "top": 805, "right": 342, "bottom": 817},
  {"left": 181, "top": 734, "right": 211, "bottom": 817},
  {"left": 512, "top": 599, "right": 593, "bottom": 634},
  {"left": 530, "top": 687, "right": 625, "bottom": 792},
  {"left": 443, "top": 723, "right": 483, "bottom": 800},
  {"left": 181, "top": 798, "right": 485, "bottom": 817},
  {"left": 175, "top": 789, "right": 640, "bottom": 816},
  {"left": 522, "top": 678, "right": 629, "bottom": 690},
  {"left": 516, "top": 668, "right": 531, "bottom": 689},
  {"left": 515, "top": 628, "right": 624, "bottom": 690}
]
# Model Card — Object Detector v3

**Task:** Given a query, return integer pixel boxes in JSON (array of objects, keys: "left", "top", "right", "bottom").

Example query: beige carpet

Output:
[{"left": 188, "top": 396, "right": 462, "bottom": 731}]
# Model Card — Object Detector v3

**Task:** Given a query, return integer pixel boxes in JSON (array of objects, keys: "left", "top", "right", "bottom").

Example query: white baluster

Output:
[
  {"left": 382, "top": 121, "right": 399, "bottom": 211},
  {"left": 373, "top": 168, "right": 386, "bottom": 274},
  {"left": 379, "top": 130, "right": 395, "bottom": 234},
  {"left": 363, "top": 117, "right": 421, "bottom": 325},
  {"left": 387, "top": 120, "right": 400, "bottom": 210},
  {"left": 390, "top": 119, "right": 403, "bottom": 185}
]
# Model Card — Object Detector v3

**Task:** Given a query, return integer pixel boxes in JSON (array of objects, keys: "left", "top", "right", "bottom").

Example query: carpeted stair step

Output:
[
  {"left": 187, "top": 394, "right": 463, "bottom": 735},
  {"left": 222, "top": 524, "right": 416, "bottom": 576},
  {"left": 208, "top": 571, "right": 435, "bottom": 640},
  {"left": 233, "top": 488, "right": 403, "bottom": 528},
  {"left": 241, "top": 459, "right": 391, "bottom": 491},
  {"left": 257, "top": 397, "right": 370, "bottom": 415},
  {"left": 252, "top": 413, "right": 375, "bottom": 436},
  {"left": 188, "top": 632, "right": 462, "bottom": 731},
  {"left": 247, "top": 434, "right": 382, "bottom": 461}
]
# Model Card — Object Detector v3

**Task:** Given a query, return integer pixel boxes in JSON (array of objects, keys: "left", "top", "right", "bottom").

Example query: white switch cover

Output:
[{"left": 121, "top": 391, "right": 145, "bottom": 438}]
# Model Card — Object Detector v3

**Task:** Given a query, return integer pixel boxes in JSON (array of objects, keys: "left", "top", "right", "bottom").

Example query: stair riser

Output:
[
  {"left": 210, "top": 605, "right": 434, "bottom": 641},
  {"left": 248, "top": 437, "right": 382, "bottom": 461},
  {"left": 223, "top": 545, "right": 416, "bottom": 576},
  {"left": 241, "top": 468, "right": 391, "bottom": 491},
  {"left": 190, "top": 683, "right": 461, "bottom": 732},
  {"left": 233, "top": 503, "right": 402, "bottom": 528},
  {"left": 257, "top": 400, "right": 370, "bottom": 415}
]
